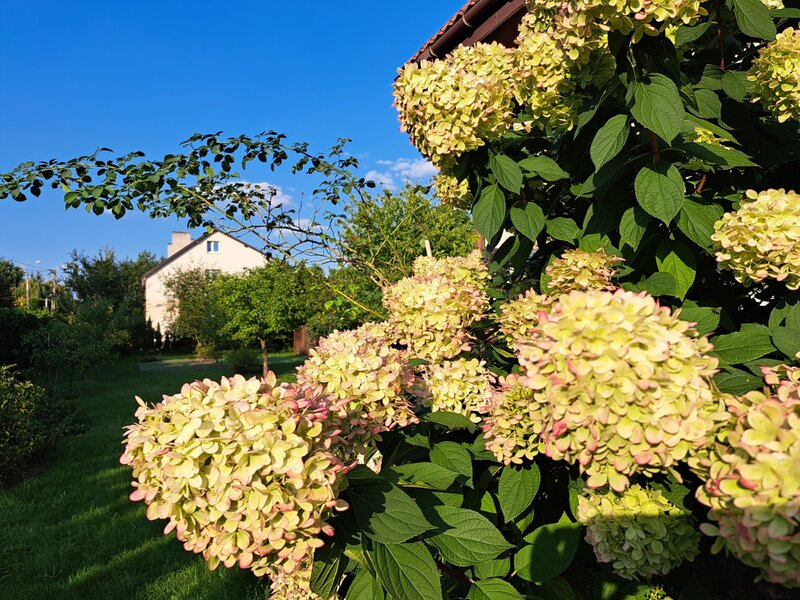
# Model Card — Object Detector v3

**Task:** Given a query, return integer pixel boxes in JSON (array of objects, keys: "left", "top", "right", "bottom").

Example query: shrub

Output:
[
  {"left": 222, "top": 347, "right": 260, "bottom": 374},
  {"left": 0, "top": 366, "right": 49, "bottom": 485},
  {"left": 115, "top": 0, "right": 800, "bottom": 597}
]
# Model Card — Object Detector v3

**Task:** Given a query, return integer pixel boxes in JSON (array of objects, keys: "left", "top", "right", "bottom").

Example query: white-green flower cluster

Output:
[
  {"left": 487, "top": 290, "right": 726, "bottom": 491},
  {"left": 749, "top": 28, "right": 800, "bottom": 123},
  {"left": 578, "top": 485, "right": 701, "bottom": 580},
  {"left": 697, "top": 366, "right": 800, "bottom": 588},
  {"left": 712, "top": 189, "right": 800, "bottom": 290}
]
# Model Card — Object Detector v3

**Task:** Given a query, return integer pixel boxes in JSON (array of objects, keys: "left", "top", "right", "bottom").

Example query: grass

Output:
[{"left": 0, "top": 352, "right": 305, "bottom": 600}]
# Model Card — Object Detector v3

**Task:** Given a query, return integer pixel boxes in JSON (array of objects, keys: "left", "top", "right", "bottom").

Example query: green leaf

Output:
[
  {"left": 389, "top": 462, "right": 460, "bottom": 490},
  {"left": 656, "top": 241, "right": 696, "bottom": 300},
  {"left": 519, "top": 156, "right": 570, "bottom": 181},
  {"left": 490, "top": 153, "right": 524, "bottom": 194},
  {"left": 473, "top": 184, "right": 506, "bottom": 240},
  {"left": 619, "top": 206, "right": 650, "bottom": 251},
  {"left": 715, "top": 369, "right": 763, "bottom": 394},
  {"left": 578, "top": 233, "right": 616, "bottom": 254},
  {"left": 679, "top": 302, "right": 720, "bottom": 336},
  {"left": 712, "top": 329, "right": 777, "bottom": 364},
  {"left": 630, "top": 73, "right": 685, "bottom": 144},
  {"left": 515, "top": 522, "right": 582, "bottom": 583},
  {"left": 677, "top": 198, "right": 724, "bottom": 250},
  {"left": 634, "top": 162, "right": 685, "bottom": 224},
  {"left": 346, "top": 569, "right": 385, "bottom": 600},
  {"left": 372, "top": 542, "right": 442, "bottom": 600},
  {"left": 427, "top": 506, "right": 513, "bottom": 567},
  {"left": 546, "top": 218, "right": 580, "bottom": 242},
  {"left": 768, "top": 293, "right": 800, "bottom": 330},
  {"left": 674, "top": 21, "right": 713, "bottom": 46},
  {"left": 685, "top": 114, "right": 739, "bottom": 144},
  {"left": 537, "top": 577, "right": 578, "bottom": 600},
  {"left": 468, "top": 579, "right": 525, "bottom": 600},
  {"left": 510, "top": 203, "right": 546, "bottom": 242},
  {"left": 310, "top": 543, "right": 346, "bottom": 599},
  {"left": 692, "top": 88, "right": 722, "bottom": 119},
  {"left": 590, "top": 115, "right": 630, "bottom": 170},
  {"left": 639, "top": 272, "right": 677, "bottom": 297},
  {"left": 498, "top": 464, "right": 541, "bottom": 522},
  {"left": 592, "top": 574, "right": 624, "bottom": 600},
  {"left": 721, "top": 71, "right": 752, "bottom": 102},
  {"left": 699, "top": 65, "right": 724, "bottom": 91},
  {"left": 680, "top": 142, "right": 757, "bottom": 169},
  {"left": 423, "top": 411, "right": 478, "bottom": 431},
  {"left": 772, "top": 326, "right": 800, "bottom": 360},
  {"left": 346, "top": 467, "right": 433, "bottom": 544},
  {"left": 770, "top": 8, "right": 800, "bottom": 18},
  {"left": 473, "top": 557, "right": 511, "bottom": 579},
  {"left": 733, "top": 0, "right": 777, "bottom": 40},
  {"left": 430, "top": 442, "right": 473, "bottom": 484}
]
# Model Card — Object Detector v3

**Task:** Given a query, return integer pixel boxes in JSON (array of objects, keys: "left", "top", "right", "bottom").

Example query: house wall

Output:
[{"left": 144, "top": 231, "right": 266, "bottom": 334}]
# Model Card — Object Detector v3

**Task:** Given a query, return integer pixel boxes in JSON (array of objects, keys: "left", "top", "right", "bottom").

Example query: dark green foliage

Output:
[
  {"left": 62, "top": 249, "right": 160, "bottom": 352},
  {"left": 0, "top": 307, "right": 50, "bottom": 368},
  {"left": 23, "top": 306, "right": 117, "bottom": 398},
  {"left": 0, "top": 366, "right": 49, "bottom": 485},
  {"left": 0, "top": 259, "right": 23, "bottom": 308},
  {"left": 214, "top": 261, "right": 316, "bottom": 377},
  {"left": 307, "top": 184, "right": 477, "bottom": 339}
]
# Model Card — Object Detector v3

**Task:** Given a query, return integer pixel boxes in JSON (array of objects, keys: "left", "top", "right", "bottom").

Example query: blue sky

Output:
[{"left": 0, "top": 0, "right": 462, "bottom": 274}]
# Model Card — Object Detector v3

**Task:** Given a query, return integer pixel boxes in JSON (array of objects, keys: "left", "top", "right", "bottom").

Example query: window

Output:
[
  {"left": 206, "top": 241, "right": 220, "bottom": 253},
  {"left": 205, "top": 269, "right": 221, "bottom": 280}
]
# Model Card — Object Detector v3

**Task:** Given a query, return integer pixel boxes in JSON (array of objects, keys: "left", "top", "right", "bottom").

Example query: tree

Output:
[
  {"left": 307, "top": 184, "right": 477, "bottom": 338},
  {"left": 338, "top": 184, "right": 477, "bottom": 287},
  {"left": 163, "top": 267, "right": 223, "bottom": 349},
  {"left": 62, "top": 248, "right": 160, "bottom": 351},
  {"left": 0, "top": 259, "right": 23, "bottom": 309},
  {"left": 214, "top": 262, "right": 314, "bottom": 377}
]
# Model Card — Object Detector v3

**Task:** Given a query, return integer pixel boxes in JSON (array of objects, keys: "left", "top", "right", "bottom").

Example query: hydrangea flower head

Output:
[
  {"left": 120, "top": 374, "right": 348, "bottom": 578},
  {"left": 697, "top": 366, "right": 800, "bottom": 587},
  {"left": 501, "top": 290, "right": 725, "bottom": 490},
  {"left": 712, "top": 189, "right": 800, "bottom": 290},
  {"left": 297, "top": 322, "right": 416, "bottom": 456},
  {"left": 393, "top": 43, "right": 515, "bottom": 167},
  {"left": 482, "top": 373, "right": 550, "bottom": 464},
  {"left": 418, "top": 358, "right": 495, "bottom": 422},
  {"left": 544, "top": 248, "right": 623, "bottom": 296},
  {"left": 433, "top": 172, "right": 472, "bottom": 209},
  {"left": 578, "top": 485, "right": 701, "bottom": 580},
  {"left": 384, "top": 251, "right": 489, "bottom": 362},
  {"left": 748, "top": 28, "right": 800, "bottom": 124}
]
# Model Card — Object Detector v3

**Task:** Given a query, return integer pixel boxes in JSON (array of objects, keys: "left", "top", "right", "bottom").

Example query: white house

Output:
[{"left": 143, "top": 230, "right": 267, "bottom": 334}]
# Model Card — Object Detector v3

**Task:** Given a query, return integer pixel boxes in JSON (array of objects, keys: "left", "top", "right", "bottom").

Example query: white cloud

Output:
[
  {"left": 365, "top": 170, "right": 397, "bottom": 189},
  {"left": 367, "top": 158, "right": 438, "bottom": 189}
]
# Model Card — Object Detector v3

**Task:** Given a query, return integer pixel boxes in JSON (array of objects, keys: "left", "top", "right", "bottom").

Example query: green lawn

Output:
[{"left": 0, "top": 353, "right": 305, "bottom": 600}]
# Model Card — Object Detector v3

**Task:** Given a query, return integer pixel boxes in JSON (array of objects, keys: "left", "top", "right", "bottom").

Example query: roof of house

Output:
[
  {"left": 408, "top": 0, "right": 527, "bottom": 64},
  {"left": 142, "top": 229, "right": 267, "bottom": 280}
]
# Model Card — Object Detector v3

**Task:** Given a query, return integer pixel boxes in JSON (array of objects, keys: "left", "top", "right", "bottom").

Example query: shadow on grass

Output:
[{"left": 0, "top": 354, "right": 305, "bottom": 600}]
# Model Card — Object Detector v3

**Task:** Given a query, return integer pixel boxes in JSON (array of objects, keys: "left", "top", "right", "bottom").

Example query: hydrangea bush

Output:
[{"left": 113, "top": 1, "right": 800, "bottom": 598}]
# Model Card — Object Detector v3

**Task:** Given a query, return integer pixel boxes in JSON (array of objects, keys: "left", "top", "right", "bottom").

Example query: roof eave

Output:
[{"left": 408, "top": 0, "right": 527, "bottom": 64}]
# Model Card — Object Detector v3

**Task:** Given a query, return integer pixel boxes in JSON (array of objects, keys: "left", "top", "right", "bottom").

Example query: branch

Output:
[{"left": 715, "top": 0, "right": 726, "bottom": 70}]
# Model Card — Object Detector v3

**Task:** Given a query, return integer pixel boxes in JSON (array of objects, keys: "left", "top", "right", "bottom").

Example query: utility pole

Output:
[
  {"left": 25, "top": 269, "right": 30, "bottom": 309},
  {"left": 50, "top": 269, "right": 57, "bottom": 312}
]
